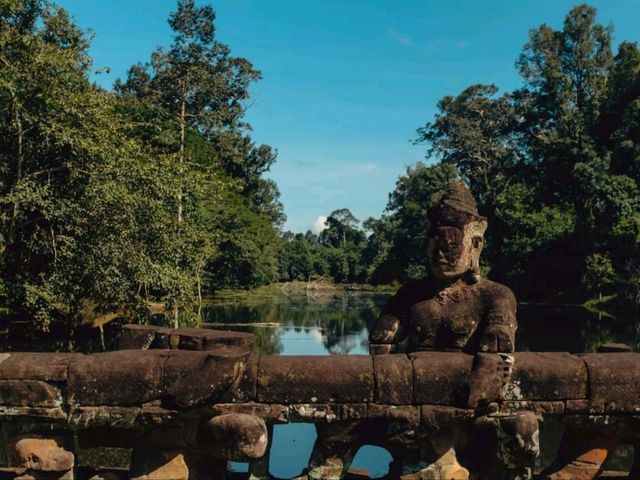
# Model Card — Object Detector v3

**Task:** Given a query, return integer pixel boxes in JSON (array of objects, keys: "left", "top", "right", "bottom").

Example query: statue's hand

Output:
[{"left": 478, "top": 326, "right": 514, "bottom": 353}]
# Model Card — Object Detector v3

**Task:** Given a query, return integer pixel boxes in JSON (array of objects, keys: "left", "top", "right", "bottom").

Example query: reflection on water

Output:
[
  {"left": 203, "top": 293, "right": 640, "bottom": 355},
  {"left": 202, "top": 293, "right": 388, "bottom": 356}
]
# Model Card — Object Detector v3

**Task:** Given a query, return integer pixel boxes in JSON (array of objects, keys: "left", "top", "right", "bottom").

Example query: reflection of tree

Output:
[
  {"left": 202, "top": 293, "right": 392, "bottom": 355},
  {"left": 517, "top": 305, "right": 640, "bottom": 353}
]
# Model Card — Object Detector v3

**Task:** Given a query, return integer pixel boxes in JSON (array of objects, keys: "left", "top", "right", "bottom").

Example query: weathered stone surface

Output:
[
  {"left": 411, "top": 352, "right": 473, "bottom": 406},
  {"left": 502, "top": 400, "right": 565, "bottom": 415},
  {"left": 68, "top": 406, "right": 140, "bottom": 429},
  {"left": 0, "top": 353, "right": 78, "bottom": 382},
  {"left": 208, "top": 402, "right": 289, "bottom": 424},
  {"left": 368, "top": 404, "right": 420, "bottom": 426},
  {"left": 163, "top": 350, "right": 248, "bottom": 408},
  {"left": 137, "top": 406, "right": 179, "bottom": 426},
  {"left": 169, "top": 327, "right": 255, "bottom": 353},
  {"left": 199, "top": 413, "right": 268, "bottom": 461},
  {"left": 509, "top": 352, "right": 587, "bottom": 400},
  {"left": 129, "top": 449, "right": 188, "bottom": 480},
  {"left": 290, "top": 404, "right": 341, "bottom": 423},
  {"left": 218, "top": 353, "right": 258, "bottom": 403},
  {"left": 12, "top": 437, "right": 74, "bottom": 472},
  {"left": 68, "top": 351, "right": 165, "bottom": 406},
  {"left": 117, "top": 325, "right": 172, "bottom": 350},
  {"left": 467, "top": 353, "right": 507, "bottom": 408},
  {"left": 257, "top": 355, "right": 373, "bottom": 404},
  {"left": 340, "top": 404, "right": 367, "bottom": 421},
  {"left": 582, "top": 352, "right": 640, "bottom": 412},
  {"left": 421, "top": 405, "right": 473, "bottom": 432},
  {"left": 373, "top": 354, "right": 412, "bottom": 404},
  {"left": 0, "top": 406, "right": 66, "bottom": 422},
  {"left": 0, "top": 380, "right": 60, "bottom": 407}
]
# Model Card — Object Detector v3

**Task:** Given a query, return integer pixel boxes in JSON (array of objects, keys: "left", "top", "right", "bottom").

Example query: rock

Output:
[
  {"left": 12, "top": 437, "right": 74, "bottom": 472},
  {"left": 163, "top": 350, "right": 250, "bottom": 408},
  {"left": 581, "top": 352, "right": 640, "bottom": 412},
  {"left": 129, "top": 450, "right": 189, "bottom": 480},
  {"left": 199, "top": 413, "right": 268, "bottom": 461},
  {"left": 373, "top": 354, "right": 413, "bottom": 404},
  {"left": 411, "top": 352, "right": 473, "bottom": 406},
  {"left": 0, "top": 380, "right": 61, "bottom": 407},
  {"left": 67, "top": 351, "right": 165, "bottom": 406},
  {"left": 118, "top": 325, "right": 256, "bottom": 354},
  {"left": 0, "top": 353, "right": 79, "bottom": 381},
  {"left": 509, "top": 352, "right": 588, "bottom": 400},
  {"left": 257, "top": 355, "right": 373, "bottom": 404}
]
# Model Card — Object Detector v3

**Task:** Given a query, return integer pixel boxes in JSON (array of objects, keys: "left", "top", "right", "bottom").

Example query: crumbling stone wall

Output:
[{"left": 0, "top": 326, "right": 639, "bottom": 479}]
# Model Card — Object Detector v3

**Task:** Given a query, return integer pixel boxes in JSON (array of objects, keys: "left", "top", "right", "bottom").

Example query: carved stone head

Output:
[{"left": 426, "top": 182, "right": 487, "bottom": 281}]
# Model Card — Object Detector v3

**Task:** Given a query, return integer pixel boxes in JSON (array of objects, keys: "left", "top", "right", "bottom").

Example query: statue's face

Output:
[{"left": 427, "top": 223, "right": 482, "bottom": 280}]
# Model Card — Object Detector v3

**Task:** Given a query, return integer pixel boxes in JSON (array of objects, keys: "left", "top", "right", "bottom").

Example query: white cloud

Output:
[
  {"left": 311, "top": 215, "right": 328, "bottom": 234},
  {"left": 388, "top": 29, "right": 413, "bottom": 47}
]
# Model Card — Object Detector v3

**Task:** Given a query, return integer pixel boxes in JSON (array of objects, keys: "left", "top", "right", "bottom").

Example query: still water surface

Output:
[{"left": 202, "top": 292, "right": 638, "bottom": 477}]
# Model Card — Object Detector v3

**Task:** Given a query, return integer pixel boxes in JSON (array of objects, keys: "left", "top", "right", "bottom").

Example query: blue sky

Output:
[{"left": 58, "top": 0, "right": 640, "bottom": 233}]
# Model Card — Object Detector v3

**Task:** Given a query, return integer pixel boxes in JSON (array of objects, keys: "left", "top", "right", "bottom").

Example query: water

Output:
[{"left": 202, "top": 292, "right": 640, "bottom": 356}]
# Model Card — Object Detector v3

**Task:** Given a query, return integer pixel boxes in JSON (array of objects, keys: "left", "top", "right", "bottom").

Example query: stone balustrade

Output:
[{"left": 0, "top": 325, "right": 639, "bottom": 480}]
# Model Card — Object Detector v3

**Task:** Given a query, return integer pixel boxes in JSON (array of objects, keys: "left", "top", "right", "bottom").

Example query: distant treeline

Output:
[
  {"left": 279, "top": 4, "right": 640, "bottom": 307},
  {"left": 2, "top": 2, "right": 640, "bottom": 331}
]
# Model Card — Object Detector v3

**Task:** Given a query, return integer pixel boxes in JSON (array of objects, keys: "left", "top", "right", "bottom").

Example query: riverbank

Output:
[{"left": 211, "top": 280, "right": 399, "bottom": 302}]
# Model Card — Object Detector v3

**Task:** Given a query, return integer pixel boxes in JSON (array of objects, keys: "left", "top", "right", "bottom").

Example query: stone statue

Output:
[{"left": 369, "top": 181, "right": 517, "bottom": 354}]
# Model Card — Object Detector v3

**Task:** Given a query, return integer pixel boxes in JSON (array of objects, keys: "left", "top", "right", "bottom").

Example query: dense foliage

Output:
[
  {"left": 279, "top": 4, "right": 640, "bottom": 307},
  {"left": 0, "top": 0, "right": 284, "bottom": 329},
  {"left": 3, "top": 1, "right": 639, "bottom": 333}
]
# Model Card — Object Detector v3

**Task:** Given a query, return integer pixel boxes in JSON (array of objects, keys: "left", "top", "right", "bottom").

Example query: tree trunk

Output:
[
  {"left": 174, "top": 89, "right": 186, "bottom": 329},
  {"left": 8, "top": 92, "right": 24, "bottom": 243}
]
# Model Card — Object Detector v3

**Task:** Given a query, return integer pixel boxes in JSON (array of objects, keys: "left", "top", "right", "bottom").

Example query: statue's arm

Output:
[
  {"left": 478, "top": 286, "right": 517, "bottom": 353},
  {"left": 368, "top": 291, "right": 409, "bottom": 355}
]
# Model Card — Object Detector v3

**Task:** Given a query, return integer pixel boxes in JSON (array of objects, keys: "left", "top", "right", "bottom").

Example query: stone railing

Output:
[{"left": 0, "top": 325, "right": 639, "bottom": 480}]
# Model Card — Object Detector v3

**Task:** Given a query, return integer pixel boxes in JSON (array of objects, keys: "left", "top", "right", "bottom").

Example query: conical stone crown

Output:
[{"left": 439, "top": 181, "right": 479, "bottom": 216}]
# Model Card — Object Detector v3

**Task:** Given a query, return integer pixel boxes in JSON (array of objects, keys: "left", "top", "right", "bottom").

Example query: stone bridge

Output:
[{"left": 0, "top": 325, "right": 639, "bottom": 480}]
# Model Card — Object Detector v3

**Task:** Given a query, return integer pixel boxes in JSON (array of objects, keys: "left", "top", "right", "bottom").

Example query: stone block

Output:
[
  {"left": 198, "top": 413, "right": 268, "bottom": 462},
  {"left": 0, "top": 353, "right": 79, "bottom": 382},
  {"left": 68, "top": 351, "right": 165, "bottom": 406},
  {"left": 467, "top": 353, "right": 507, "bottom": 408},
  {"left": 411, "top": 352, "right": 473, "bottom": 407},
  {"left": 257, "top": 355, "right": 373, "bottom": 404},
  {"left": 290, "top": 404, "right": 341, "bottom": 423},
  {"left": 218, "top": 353, "right": 258, "bottom": 403},
  {"left": 68, "top": 406, "right": 140, "bottom": 429},
  {"left": 117, "top": 325, "right": 171, "bottom": 350},
  {"left": 421, "top": 405, "right": 473, "bottom": 432},
  {"left": 208, "top": 403, "right": 289, "bottom": 424},
  {"left": 129, "top": 449, "right": 188, "bottom": 480},
  {"left": 0, "top": 381, "right": 61, "bottom": 407},
  {"left": 367, "top": 404, "right": 421, "bottom": 427},
  {"left": 11, "top": 436, "right": 74, "bottom": 472},
  {"left": 582, "top": 352, "right": 640, "bottom": 412},
  {"left": 170, "top": 327, "right": 256, "bottom": 353},
  {"left": 163, "top": 350, "right": 249, "bottom": 408},
  {"left": 509, "top": 352, "right": 587, "bottom": 400},
  {"left": 373, "top": 354, "right": 413, "bottom": 405}
]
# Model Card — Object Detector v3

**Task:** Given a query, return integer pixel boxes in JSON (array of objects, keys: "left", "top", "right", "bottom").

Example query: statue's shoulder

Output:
[
  {"left": 477, "top": 277, "right": 517, "bottom": 307},
  {"left": 385, "top": 277, "right": 431, "bottom": 309}
]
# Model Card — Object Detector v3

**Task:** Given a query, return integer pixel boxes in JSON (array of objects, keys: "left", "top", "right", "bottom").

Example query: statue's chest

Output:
[{"left": 408, "top": 291, "right": 482, "bottom": 349}]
